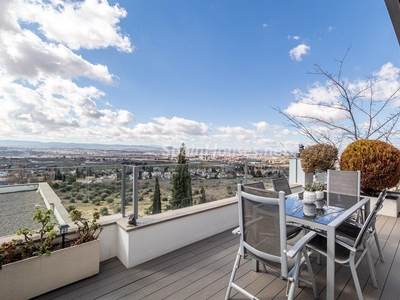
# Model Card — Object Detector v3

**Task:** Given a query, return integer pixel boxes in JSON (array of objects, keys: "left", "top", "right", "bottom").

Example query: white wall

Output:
[
  {"left": 115, "top": 197, "right": 238, "bottom": 268},
  {"left": 289, "top": 158, "right": 313, "bottom": 186},
  {"left": 98, "top": 216, "right": 120, "bottom": 261}
]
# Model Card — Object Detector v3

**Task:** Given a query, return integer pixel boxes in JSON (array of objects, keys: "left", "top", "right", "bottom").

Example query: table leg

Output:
[
  {"left": 252, "top": 259, "right": 259, "bottom": 272},
  {"left": 326, "top": 226, "right": 335, "bottom": 300}
]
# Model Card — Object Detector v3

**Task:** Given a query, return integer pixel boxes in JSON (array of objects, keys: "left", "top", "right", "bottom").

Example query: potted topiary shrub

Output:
[
  {"left": 340, "top": 139, "right": 400, "bottom": 216},
  {"left": 300, "top": 144, "right": 338, "bottom": 175},
  {"left": 0, "top": 207, "right": 103, "bottom": 299}
]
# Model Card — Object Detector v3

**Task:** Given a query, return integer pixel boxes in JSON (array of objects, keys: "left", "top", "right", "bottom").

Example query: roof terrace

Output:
[{"left": 33, "top": 213, "right": 399, "bottom": 300}]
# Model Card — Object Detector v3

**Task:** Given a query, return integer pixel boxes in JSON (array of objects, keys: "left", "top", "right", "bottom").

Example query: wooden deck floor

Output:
[{"left": 34, "top": 214, "right": 400, "bottom": 300}]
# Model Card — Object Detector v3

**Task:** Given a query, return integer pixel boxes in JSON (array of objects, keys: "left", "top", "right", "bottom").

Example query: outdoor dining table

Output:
[{"left": 285, "top": 193, "right": 370, "bottom": 300}]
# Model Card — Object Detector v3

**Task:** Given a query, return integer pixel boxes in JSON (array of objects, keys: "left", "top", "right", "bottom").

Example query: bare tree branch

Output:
[{"left": 275, "top": 49, "right": 400, "bottom": 148}]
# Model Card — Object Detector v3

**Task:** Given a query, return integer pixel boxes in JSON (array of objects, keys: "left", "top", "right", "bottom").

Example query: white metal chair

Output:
[
  {"left": 271, "top": 177, "right": 292, "bottom": 195},
  {"left": 226, "top": 184, "right": 318, "bottom": 300},
  {"left": 306, "top": 189, "right": 387, "bottom": 300},
  {"left": 242, "top": 183, "right": 302, "bottom": 240},
  {"left": 328, "top": 169, "right": 385, "bottom": 262}
]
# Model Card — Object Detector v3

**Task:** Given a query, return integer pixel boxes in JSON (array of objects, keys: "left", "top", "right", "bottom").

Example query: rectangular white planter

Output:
[
  {"left": 0, "top": 239, "right": 100, "bottom": 300},
  {"left": 370, "top": 195, "right": 399, "bottom": 218}
]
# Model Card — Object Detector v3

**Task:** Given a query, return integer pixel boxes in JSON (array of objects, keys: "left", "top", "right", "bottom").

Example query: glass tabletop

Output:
[{"left": 286, "top": 194, "right": 348, "bottom": 225}]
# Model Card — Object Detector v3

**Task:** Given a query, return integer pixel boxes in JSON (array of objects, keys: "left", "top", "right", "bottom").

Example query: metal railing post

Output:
[
  {"left": 244, "top": 160, "right": 248, "bottom": 184},
  {"left": 132, "top": 166, "right": 139, "bottom": 220},
  {"left": 121, "top": 165, "right": 126, "bottom": 217}
]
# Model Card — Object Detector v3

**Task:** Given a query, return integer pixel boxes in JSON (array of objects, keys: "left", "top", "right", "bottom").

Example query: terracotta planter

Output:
[{"left": 0, "top": 239, "right": 100, "bottom": 300}]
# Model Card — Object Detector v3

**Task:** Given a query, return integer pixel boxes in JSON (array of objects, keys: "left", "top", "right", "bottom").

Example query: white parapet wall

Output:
[
  {"left": 370, "top": 194, "right": 399, "bottom": 217},
  {"left": 0, "top": 184, "right": 38, "bottom": 194},
  {"left": 38, "top": 182, "right": 71, "bottom": 224},
  {"left": 115, "top": 197, "right": 238, "bottom": 268}
]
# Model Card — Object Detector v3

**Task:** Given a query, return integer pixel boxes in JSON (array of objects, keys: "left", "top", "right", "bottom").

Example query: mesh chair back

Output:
[
  {"left": 327, "top": 170, "right": 360, "bottom": 207},
  {"left": 242, "top": 184, "right": 279, "bottom": 198},
  {"left": 354, "top": 189, "right": 387, "bottom": 249},
  {"left": 238, "top": 184, "right": 288, "bottom": 275},
  {"left": 271, "top": 178, "right": 292, "bottom": 195},
  {"left": 243, "top": 181, "right": 266, "bottom": 190}
]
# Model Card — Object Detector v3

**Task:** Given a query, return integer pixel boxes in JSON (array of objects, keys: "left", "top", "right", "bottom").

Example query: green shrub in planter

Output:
[
  {"left": 340, "top": 139, "right": 400, "bottom": 195},
  {"left": 303, "top": 183, "right": 316, "bottom": 192}
]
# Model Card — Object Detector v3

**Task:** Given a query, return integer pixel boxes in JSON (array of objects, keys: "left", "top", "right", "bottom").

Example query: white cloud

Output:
[
  {"left": 0, "top": 0, "right": 135, "bottom": 143},
  {"left": 287, "top": 35, "right": 300, "bottom": 40},
  {"left": 0, "top": 29, "right": 114, "bottom": 84},
  {"left": 285, "top": 83, "right": 348, "bottom": 122},
  {"left": 348, "top": 62, "right": 400, "bottom": 105},
  {"left": 327, "top": 26, "right": 335, "bottom": 33},
  {"left": 216, "top": 126, "right": 257, "bottom": 142},
  {"left": 152, "top": 117, "right": 210, "bottom": 135},
  {"left": 251, "top": 121, "right": 275, "bottom": 133},
  {"left": 262, "top": 23, "right": 268, "bottom": 28},
  {"left": 125, "top": 117, "right": 212, "bottom": 147},
  {"left": 16, "top": 0, "right": 133, "bottom": 52},
  {"left": 284, "top": 62, "right": 400, "bottom": 127},
  {"left": 289, "top": 44, "right": 310, "bottom": 61},
  {"left": 252, "top": 121, "right": 270, "bottom": 133}
]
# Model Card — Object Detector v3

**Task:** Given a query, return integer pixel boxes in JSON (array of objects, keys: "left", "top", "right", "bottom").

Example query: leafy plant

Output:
[
  {"left": 70, "top": 210, "right": 103, "bottom": 245},
  {"left": 340, "top": 139, "right": 400, "bottom": 195},
  {"left": 0, "top": 207, "right": 57, "bottom": 268},
  {"left": 312, "top": 181, "right": 326, "bottom": 191},
  {"left": 303, "top": 183, "right": 316, "bottom": 192},
  {"left": 300, "top": 144, "right": 338, "bottom": 173},
  {"left": 16, "top": 208, "right": 57, "bottom": 257},
  {"left": 0, "top": 207, "right": 104, "bottom": 269}
]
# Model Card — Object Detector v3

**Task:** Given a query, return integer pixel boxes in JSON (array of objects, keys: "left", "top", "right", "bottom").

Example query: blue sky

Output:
[{"left": 0, "top": 0, "right": 399, "bottom": 153}]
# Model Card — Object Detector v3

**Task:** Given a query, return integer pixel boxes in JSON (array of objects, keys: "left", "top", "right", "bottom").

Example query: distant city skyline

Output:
[
  {"left": 0, "top": 1, "right": 399, "bottom": 152},
  {"left": 0, "top": 139, "right": 290, "bottom": 159}
]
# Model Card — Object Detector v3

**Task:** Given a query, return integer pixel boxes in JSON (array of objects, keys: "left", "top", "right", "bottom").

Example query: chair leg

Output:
[
  {"left": 365, "top": 244, "right": 378, "bottom": 288},
  {"left": 287, "top": 253, "right": 302, "bottom": 300},
  {"left": 225, "top": 252, "right": 241, "bottom": 300},
  {"left": 303, "top": 248, "right": 318, "bottom": 299},
  {"left": 373, "top": 227, "right": 385, "bottom": 262},
  {"left": 316, "top": 252, "right": 321, "bottom": 265},
  {"left": 349, "top": 254, "right": 364, "bottom": 300},
  {"left": 287, "top": 249, "right": 318, "bottom": 300}
]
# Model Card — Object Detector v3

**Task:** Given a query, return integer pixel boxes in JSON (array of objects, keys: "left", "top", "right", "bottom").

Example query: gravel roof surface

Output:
[{"left": 0, "top": 190, "right": 49, "bottom": 237}]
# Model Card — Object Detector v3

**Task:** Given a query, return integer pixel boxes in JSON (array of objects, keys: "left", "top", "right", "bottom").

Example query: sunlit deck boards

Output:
[{"left": 34, "top": 214, "right": 400, "bottom": 300}]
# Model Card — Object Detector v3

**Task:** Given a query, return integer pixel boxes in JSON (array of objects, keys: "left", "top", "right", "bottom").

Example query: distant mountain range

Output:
[{"left": 0, "top": 140, "right": 165, "bottom": 151}]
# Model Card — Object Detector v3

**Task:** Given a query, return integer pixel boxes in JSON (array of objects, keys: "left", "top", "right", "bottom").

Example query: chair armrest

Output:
[
  {"left": 334, "top": 237, "right": 357, "bottom": 252},
  {"left": 308, "top": 232, "right": 358, "bottom": 253},
  {"left": 232, "top": 227, "right": 241, "bottom": 235},
  {"left": 285, "top": 231, "right": 317, "bottom": 259}
]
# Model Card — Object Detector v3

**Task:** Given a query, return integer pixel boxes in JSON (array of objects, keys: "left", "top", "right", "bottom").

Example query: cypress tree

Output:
[
  {"left": 171, "top": 143, "right": 192, "bottom": 208},
  {"left": 152, "top": 176, "right": 162, "bottom": 214},
  {"left": 199, "top": 186, "right": 206, "bottom": 204}
]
